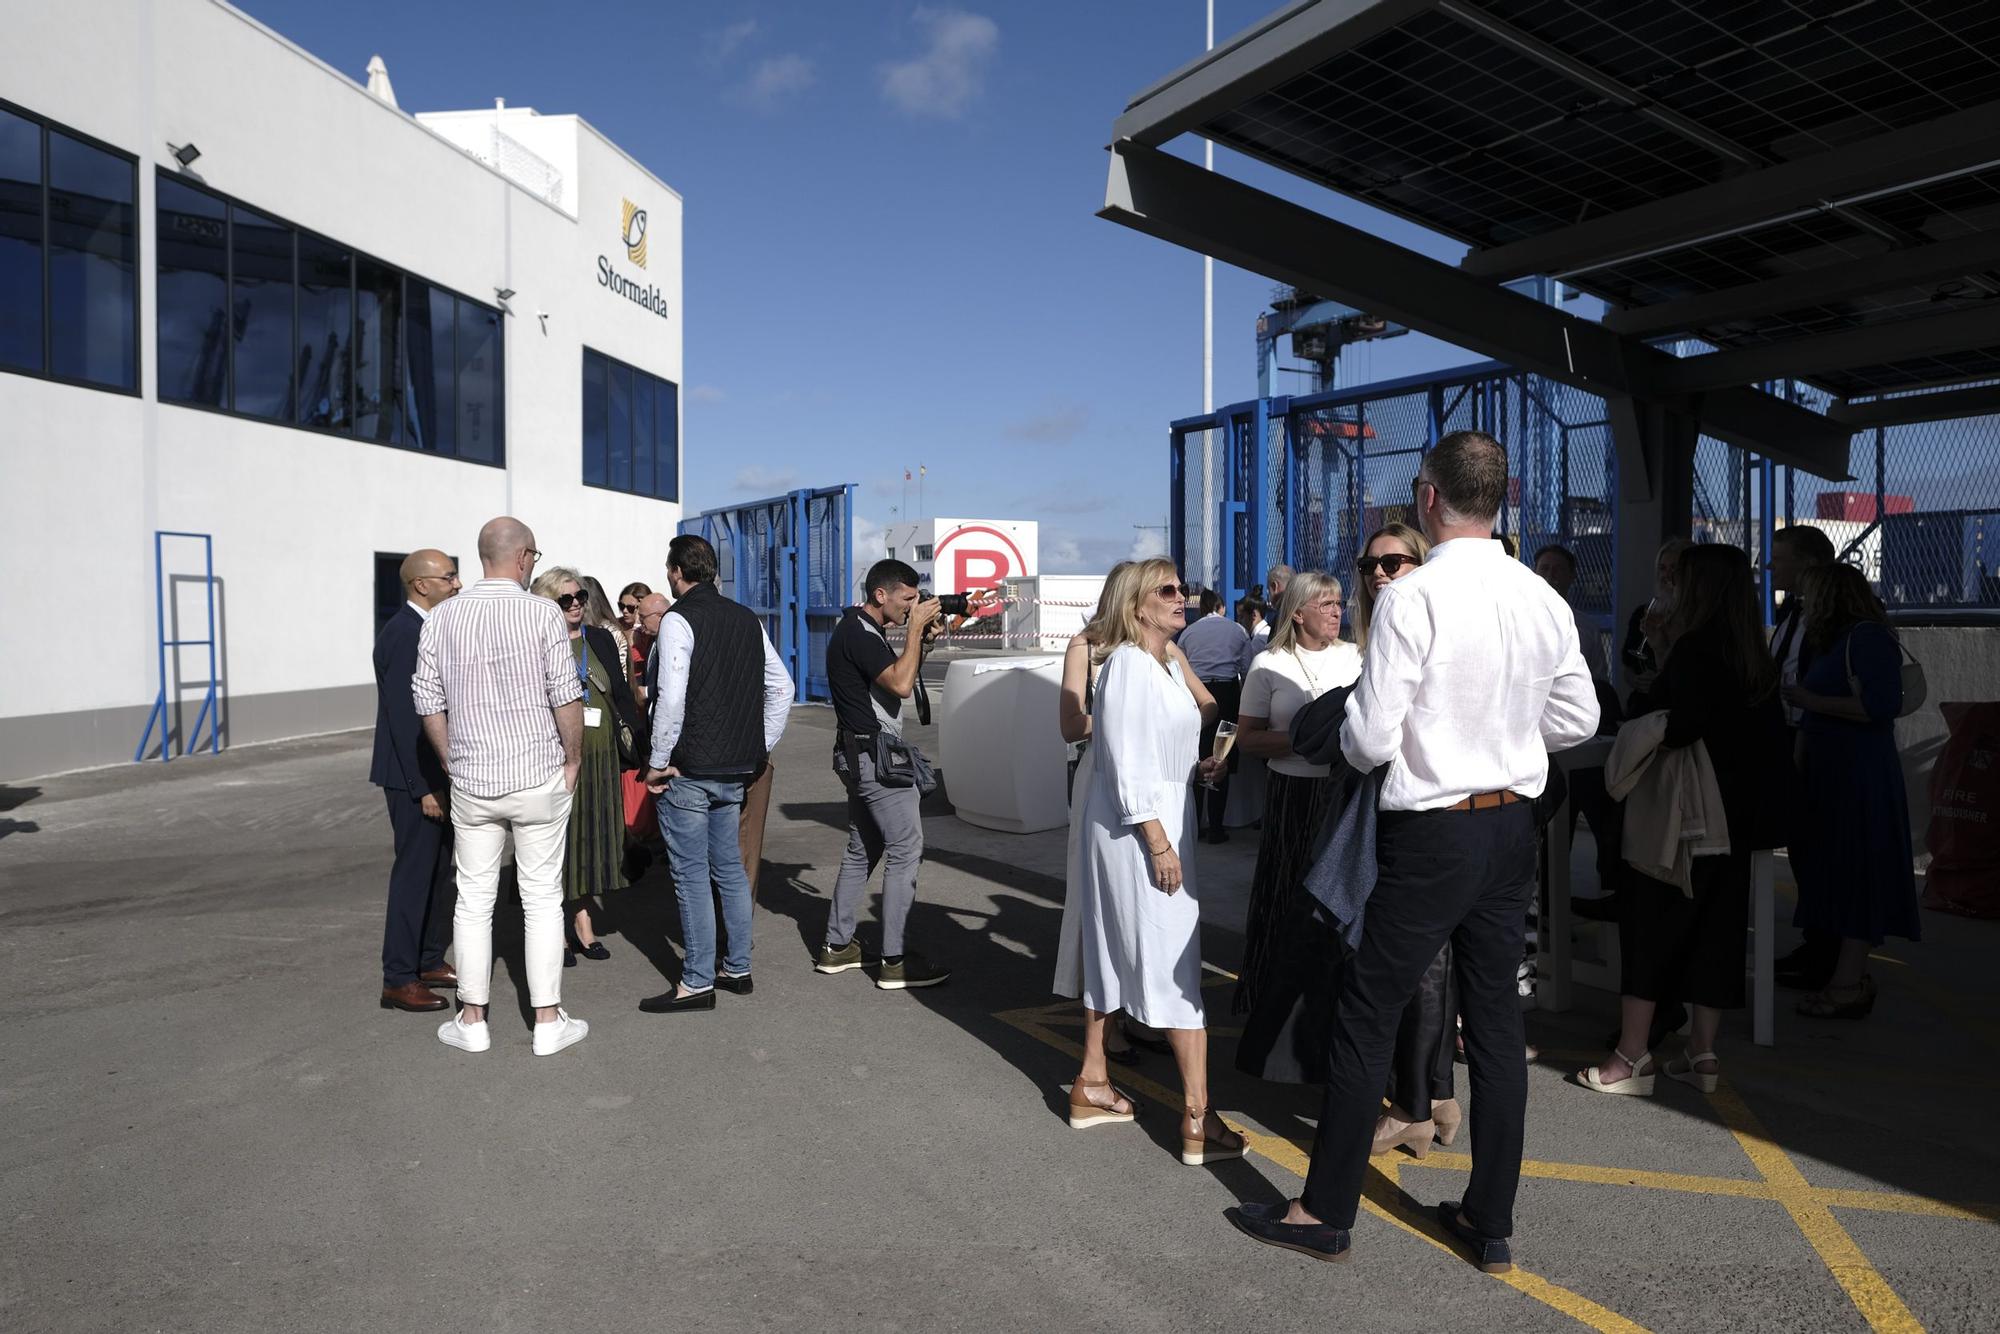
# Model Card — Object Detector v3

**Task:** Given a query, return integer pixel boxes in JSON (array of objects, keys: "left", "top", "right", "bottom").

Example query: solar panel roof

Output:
[{"left": 1173, "top": 0, "right": 2000, "bottom": 400}]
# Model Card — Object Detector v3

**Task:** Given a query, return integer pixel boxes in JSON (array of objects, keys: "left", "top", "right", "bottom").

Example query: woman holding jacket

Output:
[{"left": 1578, "top": 544, "right": 1783, "bottom": 1096}]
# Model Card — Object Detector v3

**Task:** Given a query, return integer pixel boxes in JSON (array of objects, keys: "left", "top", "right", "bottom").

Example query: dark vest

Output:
[{"left": 664, "top": 582, "right": 766, "bottom": 777}]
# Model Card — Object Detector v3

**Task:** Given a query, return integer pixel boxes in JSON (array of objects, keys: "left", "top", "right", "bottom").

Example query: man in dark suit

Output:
[{"left": 373, "top": 549, "right": 462, "bottom": 1011}]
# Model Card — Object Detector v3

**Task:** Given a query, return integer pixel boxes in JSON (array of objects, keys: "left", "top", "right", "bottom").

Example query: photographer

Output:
[{"left": 814, "top": 560, "right": 952, "bottom": 990}]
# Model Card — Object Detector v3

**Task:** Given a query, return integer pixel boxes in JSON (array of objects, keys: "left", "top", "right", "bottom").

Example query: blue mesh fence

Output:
[
  {"left": 1174, "top": 368, "right": 2000, "bottom": 620},
  {"left": 680, "top": 484, "right": 854, "bottom": 701}
]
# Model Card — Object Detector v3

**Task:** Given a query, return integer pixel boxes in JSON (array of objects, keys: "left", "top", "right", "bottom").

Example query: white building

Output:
[
  {"left": 0, "top": 0, "right": 685, "bottom": 779},
  {"left": 880, "top": 518, "right": 1039, "bottom": 596}
]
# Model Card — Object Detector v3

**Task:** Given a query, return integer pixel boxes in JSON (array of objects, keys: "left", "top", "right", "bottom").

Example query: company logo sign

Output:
[
  {"left": 598, "top": 196, "right": 669, "bottom": 321},
  {"left": 932, "top": 524, "right": 1030, "bottom": 619},
  {"left": 621, "top": 198, "right": 648, "bottom": 268}
]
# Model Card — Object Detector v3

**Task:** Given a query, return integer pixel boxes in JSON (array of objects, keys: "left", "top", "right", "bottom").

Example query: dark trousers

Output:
[
  {"left": 1199, "top": 677, "right": 1241, "bottom": 834},
  {"left": 1302, "top": 803, "right": 1537, "bottom": 1238},
  {"left": 382, "top": 788, "right": 456, "bottom": 987}
]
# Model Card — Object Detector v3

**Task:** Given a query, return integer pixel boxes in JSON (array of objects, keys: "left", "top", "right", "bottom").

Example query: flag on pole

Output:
[
  {"left": 919, "top": 464, "right": 927, "bottom": 477},
  {"left": 905, "top": 469, "right": 912, "bottom": 481}
]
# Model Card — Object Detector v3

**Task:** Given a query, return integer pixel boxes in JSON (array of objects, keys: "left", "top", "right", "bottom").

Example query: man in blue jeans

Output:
[{"left": 639, "top": 534, "right": 795, "bottom": 1013}]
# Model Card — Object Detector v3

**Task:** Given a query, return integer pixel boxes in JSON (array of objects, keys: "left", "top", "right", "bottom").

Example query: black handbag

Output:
[{"left": 871, "top": 732, "right": 939, "bottom": 795}]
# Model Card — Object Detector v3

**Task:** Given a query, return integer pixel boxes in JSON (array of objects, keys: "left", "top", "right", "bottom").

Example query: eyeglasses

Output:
[
  {"left": 525, "top": 548, "right": 543, "bottom": 566},
  {"left": 414, "top": 571, "right": 460, "bottom": 585},
  {"left": 1356, "top": 554, "right": 1421, "bottom": 577},
  {"left": 1155, "top": 582, "right": 1186, "bottom": 600},
  {"left": 554, "top": 592, "right": 585, "bottom": 610}
]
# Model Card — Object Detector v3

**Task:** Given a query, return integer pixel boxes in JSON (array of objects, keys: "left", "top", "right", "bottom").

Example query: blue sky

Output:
[{"left": 241, "top": 0, "right": 1494, "bottom": 573}]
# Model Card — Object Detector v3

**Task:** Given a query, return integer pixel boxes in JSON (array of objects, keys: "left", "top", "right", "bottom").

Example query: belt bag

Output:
[{"left": 842, "top": 729, "right": 937, "bottom": 796}]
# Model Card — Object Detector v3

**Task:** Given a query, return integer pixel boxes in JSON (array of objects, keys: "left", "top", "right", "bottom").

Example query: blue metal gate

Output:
[{"left": 678, "top": 484, "right": 856, "bottom": 702}]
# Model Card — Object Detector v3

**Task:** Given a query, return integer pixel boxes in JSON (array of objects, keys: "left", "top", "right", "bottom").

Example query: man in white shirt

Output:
[
  {"left": 413, "top": 517, "right": 589, "bottom": 1058},
  {"left": 1176, "top": 588, "right": 1250, "bottom": 842},
  {"left": 1230, "top": 431, "right": 1598, "bottom": 1271},
  {"left": 637, "top": 534, "right": 795, "bottom": 1013}
]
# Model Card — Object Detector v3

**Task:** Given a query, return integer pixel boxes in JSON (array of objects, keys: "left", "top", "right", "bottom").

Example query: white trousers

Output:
[{"left": 450, "top": 772, "right": 572, "bottom": 1010}]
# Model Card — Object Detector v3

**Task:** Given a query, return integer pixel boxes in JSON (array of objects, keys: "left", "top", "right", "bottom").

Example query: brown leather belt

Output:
[{"left": 1447, "top": 790, "right": 1523, "bottom": 812}]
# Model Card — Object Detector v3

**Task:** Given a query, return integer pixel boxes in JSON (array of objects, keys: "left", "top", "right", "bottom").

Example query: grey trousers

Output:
[{"left": 826, "top": 746, "right": 924, "bottom": 957}]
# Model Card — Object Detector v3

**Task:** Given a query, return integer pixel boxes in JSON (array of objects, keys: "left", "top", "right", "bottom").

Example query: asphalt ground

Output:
[{"left": 2, "top": 708, "right": 1996, "bottom": 1333}]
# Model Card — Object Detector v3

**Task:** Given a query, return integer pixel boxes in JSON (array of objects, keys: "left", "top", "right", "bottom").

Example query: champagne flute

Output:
[{"left": 1203, "top": 721, "right": 1238, "bottom": 789}]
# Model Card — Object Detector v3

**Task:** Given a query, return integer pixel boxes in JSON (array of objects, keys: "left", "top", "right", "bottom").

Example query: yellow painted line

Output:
[
  {"left": 1709, "top": 1083, "right": 1926, "bottom": 1333},
  {"left": 997, "top": 1005, "right": 1654, "bottom": 1334},
  {"left": 1408, "top": 1151, "right": 1775, "bottom": 1203},
  {"left": 1813, "top": 1188, "right": 2000, "bottom": 1225}
]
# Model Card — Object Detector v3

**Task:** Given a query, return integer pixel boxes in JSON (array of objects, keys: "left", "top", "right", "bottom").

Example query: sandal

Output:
[
  {"left": 1797, "top": 976, "right": 1876, "bottom": 1020},
  {"left": 1575, "top": 1047, "right": 1654, "bottom": 1096},
  {"left": 1180, "top": 1104, "right": 1246, "bottom": 1166},
  {"left": 1663, "top": 1049, "right": 1720, "bottom": 1094},
  {"left": 1067, "top": 1077, "right": 1136, "bottom": 1129}
]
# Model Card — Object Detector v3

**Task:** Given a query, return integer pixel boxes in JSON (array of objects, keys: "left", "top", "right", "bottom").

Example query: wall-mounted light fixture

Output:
[
  {"left": 494, "top": 286, "right": 516, "bottom": 303},
  {"left": 169, "top": 142, "right": 201, "bottom": 168}
]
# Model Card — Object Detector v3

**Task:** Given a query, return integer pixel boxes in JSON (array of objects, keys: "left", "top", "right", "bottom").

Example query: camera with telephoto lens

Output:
[{"left": 923, "top": 591, "right": 972, "bottom": 617}]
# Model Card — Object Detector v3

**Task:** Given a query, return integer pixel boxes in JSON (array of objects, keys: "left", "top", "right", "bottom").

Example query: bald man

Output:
[
  {"left": 371, "top": 549, "right": 462, "bottom": 1012},
  {"left": 634, "top": 592, "right": 671, "bottom": 708}
]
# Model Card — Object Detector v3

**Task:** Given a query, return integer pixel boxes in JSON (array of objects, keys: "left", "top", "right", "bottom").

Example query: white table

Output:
[{"left": 1538, "top": 737, "right": 1776, "bottom": 1046}]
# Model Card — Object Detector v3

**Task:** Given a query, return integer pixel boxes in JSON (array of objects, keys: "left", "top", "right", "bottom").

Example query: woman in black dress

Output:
[
  {"left": 1782, "top": 563, "right": 1919, "bottom": 1020},
  {"left": 1577, "top": 544, "right": 1783, "bottom": 1096}
]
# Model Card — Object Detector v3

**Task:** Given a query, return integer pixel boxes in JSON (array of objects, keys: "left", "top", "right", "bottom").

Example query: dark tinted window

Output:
[
  {"left": 46, "top": 129, "right": 135, "bottom": 389},
  {"left": 231, "top": 204, "right": 293, "bottom": 419},
  {"left": 607, "top": 359, "right": 632, "bottom": 492},
  {"left": 456, "top": 299, "right": 502, "bottom": 463},
  {"left": 655, "top": 378, "right": 679, "bottom": 501},
  {"left": 0, "top": 107, "right": 42, "bottom": 373},
  {"left": 405, "top": 283, "right": 455, "bottom": 454},
  {"left": 296, "top": 233, "right": 350, "bottom": 429},
  {"left": 633, "top": 374, "right": 656, "bottom": 499},
  {"left": 581, "top": 347, "right": 607, "bottom": 485},
  {"left": 582, "top": 345, "right": 677, "bottom": 502},
  {"left": 155, "top": 175, "right": 228, "bottom": 405},
  {"left": 353, "top": 256, "right": 401, "bottom": 443}
]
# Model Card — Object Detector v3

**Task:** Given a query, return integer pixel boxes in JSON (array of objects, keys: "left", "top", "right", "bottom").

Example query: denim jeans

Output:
[{"left": 659, "top": 775, "right": 752, "bottom": 992}]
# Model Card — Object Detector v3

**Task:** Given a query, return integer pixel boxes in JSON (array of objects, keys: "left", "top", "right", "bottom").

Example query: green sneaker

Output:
[
  {"left": 815, "top": 940, "right": 865, "bottom": 974},
  {"left": 876, "top": 953, "right": 950, "bottom": 990}
]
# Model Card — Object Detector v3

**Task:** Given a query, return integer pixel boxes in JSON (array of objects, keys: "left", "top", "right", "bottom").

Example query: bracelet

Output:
[{"left": 1147, "top": 845, "right": 1171, "bottom": 856}]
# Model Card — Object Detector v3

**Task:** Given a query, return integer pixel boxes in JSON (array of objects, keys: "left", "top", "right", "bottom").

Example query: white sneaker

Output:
[
  {"left": 437, "top": 1013, "right": 491, "bottom": 1053},
  {"left": 532, "top": 1008, "right": 588, "bottom": 1057}
]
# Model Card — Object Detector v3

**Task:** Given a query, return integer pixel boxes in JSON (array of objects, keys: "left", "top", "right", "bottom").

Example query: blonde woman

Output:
[
  {"left": 1230, "top": 572, "right": 1363, "bottom": 1082},
  {"left": 1063, "top": 558, "right": 1243, "bottom": 1166},
  {"left": 1353, "top": 523, "right": 1430, "bottom": 653},
  {"left": 1057, "top": 563, "right": 1213, "bottom": 1064},
  {"left": 531, "top": 567, "right": 642, "bottom": 964}
]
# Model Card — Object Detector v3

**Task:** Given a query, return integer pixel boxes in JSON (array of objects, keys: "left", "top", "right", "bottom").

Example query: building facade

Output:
[{"left": 0, "top": 0, "right": 685, "bottom": 779}]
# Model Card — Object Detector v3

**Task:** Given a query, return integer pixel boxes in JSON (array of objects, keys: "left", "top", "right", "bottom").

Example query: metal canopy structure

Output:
[{"left": 1104, "top": 0, "right": 2000, "bottom": 444}]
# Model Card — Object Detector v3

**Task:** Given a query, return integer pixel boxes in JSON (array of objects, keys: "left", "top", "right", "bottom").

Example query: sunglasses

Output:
[
  {"left": 1356, "top": 554, "right": 1421, "bottom": 577},
  {"left": 619, "top": 601, "right": 640, "bottom": 614},
  {"left": 554, "top": 592, "right": 586, "bottom": 610},
  {"left": 1156, "top": 582, "right": 1186, "bottom": 600}
]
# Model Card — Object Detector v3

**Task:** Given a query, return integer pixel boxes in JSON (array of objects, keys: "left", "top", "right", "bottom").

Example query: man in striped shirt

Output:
[{"left": 413, "top": 516, "right": 590, "bottom": 1058}]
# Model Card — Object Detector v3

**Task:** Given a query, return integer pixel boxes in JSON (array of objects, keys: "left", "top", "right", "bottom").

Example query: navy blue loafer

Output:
[
  {"left": 1227, "top": 1200, "right": 1352, "bottom": 1263},
  {"left": 1436, "top": 1200, "right": 1513, "bottom": 1273}
]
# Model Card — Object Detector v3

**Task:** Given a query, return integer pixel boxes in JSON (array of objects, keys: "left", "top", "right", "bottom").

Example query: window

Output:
[
  {"left": 0, "top": 101, "right": 137, "bottom": 392},
  {"left": 916, "top": 544, "right": 934, "bottom": 562},
  {"left": 153, "top": 170, "right": 502, "bottom": 464},
  {"left": 580, "top": 346, "right": 678, "bottom": 500}
]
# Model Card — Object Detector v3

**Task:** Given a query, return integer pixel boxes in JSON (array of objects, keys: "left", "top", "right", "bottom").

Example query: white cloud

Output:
[
  {"left": 1128, "top": 527, "right": 1169, "bottom": 561},
  {"left": 879, "top": 8, "right": 998, "bottom": 119},
  {"left": 1003, "top": 402, "right": 1089, "bottom": 444},
  {"left": 688, "top": 384, "right": 726, "bottom": 406},
  {"left": 848, "top": 515, "right": 887, "bottom": 597},
  {"left": 740, "top": 54, "right": 816, "bottom": 112},
  {"left": 705, "top": 19, "right": 759, "bottom": 65},
  {"left": 732, "top": 464, "right": 800, "bottom": 494}
]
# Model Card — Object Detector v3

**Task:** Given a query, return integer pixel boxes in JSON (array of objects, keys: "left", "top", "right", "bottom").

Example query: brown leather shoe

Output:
[
  {"left": 380, "top": 982, "right": 448, "bottom": 1012},
  {"left": 418, "top": 964, "right": 458, "bottom": 988}
]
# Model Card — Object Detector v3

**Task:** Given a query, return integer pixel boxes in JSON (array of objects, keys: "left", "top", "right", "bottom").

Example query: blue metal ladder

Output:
[{"left": 134, "top": 531, "right": 221, "bottom": 763}]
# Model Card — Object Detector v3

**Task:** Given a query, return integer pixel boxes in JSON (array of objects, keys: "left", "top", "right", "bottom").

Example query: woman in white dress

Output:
[{"left": 1062, "top": 557, "right": 1244, "bottom": 1166}]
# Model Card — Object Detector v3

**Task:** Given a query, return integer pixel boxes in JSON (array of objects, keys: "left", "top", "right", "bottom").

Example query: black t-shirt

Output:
[{"left": 827, "top": 607, "right": 902, "bottom": 737}]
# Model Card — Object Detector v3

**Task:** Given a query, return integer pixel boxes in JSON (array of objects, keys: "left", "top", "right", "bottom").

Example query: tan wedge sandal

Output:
[
  {"left": 1181, "top": 1105, "right": 1246, "bottom": 1166},
  {"left": 1067, "top": 1077, "right": 1136, "bottom": 1129}
]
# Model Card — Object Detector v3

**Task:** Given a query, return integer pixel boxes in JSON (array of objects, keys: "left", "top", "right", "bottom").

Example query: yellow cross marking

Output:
[{"left": 999, "top": 997, "right": 1999, "bottom": 1334}]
